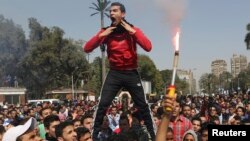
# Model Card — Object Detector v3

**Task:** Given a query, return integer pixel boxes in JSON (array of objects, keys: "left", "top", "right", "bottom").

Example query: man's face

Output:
[
  {"left": 172, "top": 102, "right": 181, "bottom": 117},
  {"left": 182, "top": 106, "right": 191, "bottom": 118},
  {"left": 83, "top": 118, "right": 93, "bottom": 131},
  {"left": 109, "top": 5, "right": 125, "bottom": 25},
  {"left": 47, "top": 121, "right": 60, "bottom": 138},
  {"left": 61, "top": 125, "right": 77, "bottom": 141},
  {"left": 79, "top": 132, "right": 92, "bottom": 141},
  {"left": 201, "top": 130, "right": 208, "bottom": 141},
  {"left": 29, "top": 109, "right": 35, "bottom": 117},
  {"left": 73, "top": 121, "right": 81, "bottom": 129},
  {"left": 246, "top": 103, "right": 250, "bottom": 112},
  {"left": 42, "top": 109, "right": 52, "bottom": 118},
  {"left": 192, "top": 120, "right": 201, "bottom": 132},
  {"left": 111, "top": 107, "right": 117, "bottom": 115},
  {"left": 18, "top": 130, "right": 43, "bottom": 141},
  {"left": 166, "top": 131, "right": 174, "bottom": 141},
  {"left": 11, "top": 110, "right": 17, "bottom": 118}
]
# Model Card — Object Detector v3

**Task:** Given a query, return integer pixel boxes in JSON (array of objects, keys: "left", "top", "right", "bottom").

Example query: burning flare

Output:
[{"left": 173, "top": 29, "right": 180, "bottom": 51}]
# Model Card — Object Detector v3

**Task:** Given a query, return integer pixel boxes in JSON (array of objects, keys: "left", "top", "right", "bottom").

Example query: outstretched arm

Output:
[{"left": 156, "top": 95, "right": 175, "bottom": 141}]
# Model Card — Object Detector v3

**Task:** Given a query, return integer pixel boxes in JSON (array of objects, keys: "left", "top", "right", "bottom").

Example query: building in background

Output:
[
  {"left": 177, "top": 69, "right": 196, "bottom": 95},
  {"left": 0, "top": 87, "right": 26, "bottom": 105},
  {"left": 211, "top": 59, "right": 227, "bottom": 77},
  {"left": 231, "top": 54, "right": 248, "bottom": 78}
]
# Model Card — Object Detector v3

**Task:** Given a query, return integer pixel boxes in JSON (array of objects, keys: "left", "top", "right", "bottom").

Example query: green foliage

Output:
[
  {"left": 160, "top": 69, "right": 189, "bottom": 95},
  {"left": 138, "top": 54, "right": 163, "bottom": 94},
  {"left": 17, "top": 18, "right": 89, "bottom": 98},
  {"left": 87, "top": 57, "right": 102, "bottom": 95}
]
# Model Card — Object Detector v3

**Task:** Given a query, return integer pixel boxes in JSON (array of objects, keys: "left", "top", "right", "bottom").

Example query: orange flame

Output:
[{"left": 174, "top": 31, "right": 180, "bottom": 51}]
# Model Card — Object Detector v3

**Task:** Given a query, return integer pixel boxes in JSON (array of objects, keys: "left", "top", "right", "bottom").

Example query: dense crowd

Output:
[{"left": 0, "top": 91, "right": 249, "bottom": 141}]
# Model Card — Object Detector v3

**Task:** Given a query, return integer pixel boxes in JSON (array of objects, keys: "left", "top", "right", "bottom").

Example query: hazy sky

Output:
[{"left": 0, "top": 0, "right": 250, "bottom": 81}]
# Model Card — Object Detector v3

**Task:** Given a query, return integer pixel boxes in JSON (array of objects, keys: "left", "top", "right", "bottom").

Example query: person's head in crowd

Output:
[
  {"left": 231, "top": 115, "right": 241, "bottom": 125},
  {"left": 51, "top": 107, "right": 59, "bottom": 115},
  {"left": 36, "top": 104, "right": 43, "bottom": 113},
  {"left": 246, "top": 101, "right": 250, "bottom": 114},
  {"left": 2, "top": 117, "right": 43, "bottom": 141},
  {"left": 185, "top": 96, "right": 192, "bottom": 104},
  {"left": 199, "top": 122, "right": 213, "bottom": 141},
  {"left": 44, "top": 115, "right": 60, "bottom": 139},
  {"left": 9, "top": 110, "right": 17, "bottom": 119},
  {"left": 119, "top": 115, "right": 130, "bottom": 133},
  {"left": 209, "top": 116, "right": 220, "bottom": 125},
  {"left": 150, "top": 103, "right": 159, "bottom": 116},
  {"left": 77, "top": 109, "right": 85, "bottom": 116},
  {"left": 191, "top": 117, "right": 202, "bottom": 133},
  {"left": 110, "top": 105, "right": 118, "bottom": 116},
  {"left": 171, "top": 97, "right": 182, "bottom": 119},
  {"left": 23, "top": 105, "right": 29, "bottom": 113},
  {"left": 75, "top": 127, "right": 92, "bottom": 141},
  {"left": 190, "top": 108, "right": 197, "bottom": 117},
  {"left": 55, "top": 121, "right": 77, "bottom": 141},
  {"left": 208, "top": 105, "right": 218, "bottom": 117},
  {"left": 191, "top": 103, "right": 196, "bottom": 109},
  {"left": 3, "top": 109, "right": 8, "bottom": 117},
  {"left": 58, "top": 113, "right": 66, "bottom": 122},
  {"left": 166, "top": 127, "right": 174, "bottom": 141},
  {"left": 39, "top": 107, "right": 52, "bottom": 120},
  {"left": 156, "top": 106, "right": 164, "bottom": 118},
  {"left": 81, "top": 114, "right": 93, "bottom": 132},
  {"left": 199, "top": 116, "right": 207, "bottom": 124},
  {"left": 228, "top": 103, "right": 236, "bottom": 115},
  {"left": 182, "top": 104, "right": 192, "bottom": 119},
  {"left": 0, "top": 125, "right": 6, "bottom": 141},
  {"left": 3, "top": 118, "right": 14, "bottom": 130},
  {"left": 153, "top": 114, "right": 161, "bottom": 127},
  {"left": 101, "top": 116, "right": 110, "bottom": 130},
  {"left": 28, "top": 109, "right": 36, "bottom": 118},
  {"left": 72, "top": 119, "right": 82, "bottom": 129},
  {"left": 182, "top": 129, "right": 198, "bottom": 141},
  {"left": 236, "top": 106, "right": 245, "bottom": 118}
]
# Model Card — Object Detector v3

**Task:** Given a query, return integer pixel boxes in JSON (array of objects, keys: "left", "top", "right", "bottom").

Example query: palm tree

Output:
[
  {"left": 244, "top": 23, "right": 250, "bottom": 50},
  {"left": 89, "top": 0, "right": 111, "bottom": 84}
]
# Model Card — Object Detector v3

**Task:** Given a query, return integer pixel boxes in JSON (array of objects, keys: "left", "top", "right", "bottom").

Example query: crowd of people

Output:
[{"left": 0, "top": 91, "right": 249, "bottom": 141}]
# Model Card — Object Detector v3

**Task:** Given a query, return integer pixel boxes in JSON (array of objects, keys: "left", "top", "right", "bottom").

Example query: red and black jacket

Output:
[{"left": 83, "top": 27, "right": 152, "bottom": 70}]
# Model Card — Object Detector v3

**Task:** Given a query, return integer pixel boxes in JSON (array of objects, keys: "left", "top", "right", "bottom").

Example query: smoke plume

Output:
[{"left": 155, "top": 0, "right": 187, "bottom": 36}]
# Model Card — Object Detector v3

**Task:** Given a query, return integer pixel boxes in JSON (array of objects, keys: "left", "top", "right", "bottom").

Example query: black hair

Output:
[
  {"left": 75, "top": 127, "right": 91, "bottom": 141},
  {"left": 111, "top": 2, "right": 126, "bottom": 13},
  {"left": 55, "top": 121, "right": 73, "bottom": 138},
  {"left": 81, "top": 114, "right": 93, "bottom": 125},
  {"left": 44, "top": 115, "right": 60, "bottom": 129}
]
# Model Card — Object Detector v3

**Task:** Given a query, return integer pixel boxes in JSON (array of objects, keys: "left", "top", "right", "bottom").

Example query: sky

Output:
[{"left": 0, "top": 0, "right": 250, "bottom": 83}]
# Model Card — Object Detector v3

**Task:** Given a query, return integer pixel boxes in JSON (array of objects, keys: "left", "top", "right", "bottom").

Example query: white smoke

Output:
[{"left": 155, "top": 0, "right": 187, "bottom": 35}]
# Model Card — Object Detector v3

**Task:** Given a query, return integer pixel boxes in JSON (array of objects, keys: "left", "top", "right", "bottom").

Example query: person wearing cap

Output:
[
  {"left": 83, "top": 2, "right": 155, "bottom": 140},
  {"left": 2, "top": 117, "right": 43, "bottom": 141}
]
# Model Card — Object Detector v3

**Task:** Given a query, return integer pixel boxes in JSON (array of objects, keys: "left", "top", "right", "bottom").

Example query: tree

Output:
[
  {"left": 218, "top": 71, "right": 232, "bottom": 92},
  {"left": 0, "top": 15, "right": 27, "bottom": 86},
  {"left": 18, "top": 18, "right": 89, "bottom": 99},
  {"left": 199, "top": 73, "right": 217, "bottom": 94},
  {"left": 89, "top": 0, "right": 111, "bottom": 84},
  {"left": 87, "top": 57, "right": 102, "bottom": 95},
  {"left": 160, "top": 69, "right": 189, "bottom": 95},
  {"left": 138, "top": 54, "right": 164, "bottom": 94},
  {"left": 244, "top": 23, "right": 250, "bottom": 50}
]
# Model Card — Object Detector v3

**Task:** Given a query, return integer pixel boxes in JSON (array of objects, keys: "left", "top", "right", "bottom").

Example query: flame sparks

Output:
[{"left": 173, "top": 30, "right": 180, "bottom": 51}]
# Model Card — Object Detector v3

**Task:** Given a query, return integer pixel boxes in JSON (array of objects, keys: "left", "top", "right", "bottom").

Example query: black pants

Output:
[{"left": 92, "top": 69, "right": 155, "bottom": 140}]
